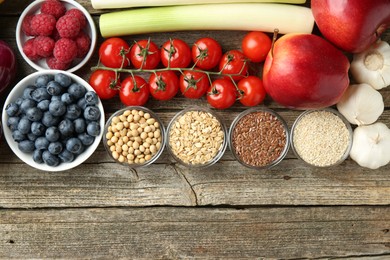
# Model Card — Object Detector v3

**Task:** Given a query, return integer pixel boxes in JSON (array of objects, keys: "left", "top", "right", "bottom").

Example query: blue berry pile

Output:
[{"left": 5, "top": 73, "right": 101, "bottom": 167}]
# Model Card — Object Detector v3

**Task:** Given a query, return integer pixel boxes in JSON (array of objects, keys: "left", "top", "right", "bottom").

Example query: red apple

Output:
[
  {"left": 263, "top": 33, "right": 350, "bottom": 110},
  {"left": 311, "top": 0, "right": 390, "bottom": 53}
]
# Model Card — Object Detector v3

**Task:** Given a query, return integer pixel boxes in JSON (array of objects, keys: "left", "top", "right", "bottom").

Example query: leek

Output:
[
  {"left": 99, "top": 3, "right": 314, "bottom": 37},
  {"left": 92, "top": 0, "right": 306, "bottom": 9}
]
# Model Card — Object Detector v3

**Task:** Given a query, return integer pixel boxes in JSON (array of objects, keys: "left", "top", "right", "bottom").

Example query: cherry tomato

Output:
[
  {"left": 89, "top": 70, "right": 119, "bottom": 100},
  {"left": 130, "top": 39, "right": 160, "bottom": 69},
  {"left": 99, "top": 37, "right": 131, "bottom": 68},
  {"left": 241, "top": 31, "right": 272, "bottom": 63},
  {"left": 218, "top": 50, "right": 248, "bottom": 82},
  {"left": 179, "top": 70, "right": 210, "bottom": 99},
  {"left": 161, "top": 39, "right": 191, "bottom": 68},
  {"left": 149, "top": 71, "right": 179, "bottom": 101},
  {"left": 192, "top": 37, "right": 222, "bottom": 70},
  {"left": 207, "top": 78, "right": 237, "bottom": 109},
  {"left": 237, "top": 76, "right": 266, "bottom": 107},
  {"left": 119, "top": 76, "right": 150, "bottom": 106}
]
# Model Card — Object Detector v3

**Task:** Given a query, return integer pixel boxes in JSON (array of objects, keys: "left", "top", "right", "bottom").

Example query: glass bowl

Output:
[
  {"left": 290, "top": 108, "right": 353, "bottom": 167},
  {"left": 16, "top": 0, "right": 97, "bottom": 72},
  {"left": 229, "top": 107, "right": 290, "bottom": 169},
  {"left": 1, "top": 70, "right": 105, "bottom": 172},
  {"left": 166, "top": 106, "right": 227, "bottom": 168},
  {"left": 103, "top": 106, "right": 165, "bottom": 168}
]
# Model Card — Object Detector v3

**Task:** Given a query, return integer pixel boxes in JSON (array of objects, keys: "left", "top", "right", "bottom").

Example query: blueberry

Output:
[
  {"left": 27, "top": 133, "right": 38, "bottom": 141},
  {"left": 32, "top": 149, "right": 44, "bottom": 164},
  {"left": 65, "top": 104, "right": 81, "bottom": 120},
  {"left": 31, "top": 87, "right": 50, "bottom": 102},
  {"left": 35, "top": 74, "right": 53, "bottom": 87},
  {"left": 83, "top": 106, "right": 101, "bottom": 121},
  {"left": 42, "top": 150, "right": 60, "bottom": 166},
  {"left": 26, "top": 107, "right": 43, "bottom": 122},
  {"left": 73, "top": 118, "right": 86, "bottom": 134},
  {"left": 59, "top": 149, "right": 74, "bottom": 163},
  {"left": 12, "top": 130, "right": 26, "bottom": 142},
  {"left": 87, "top": 121, "right": 101, "bottom": 137},
  {"left": 58, "top": 119, "right": 74, "bottom": 137},
  {"left": 35, "top": 137, "right": 50, "bottom": 150},
  {"left": 7, "top": 117, "right": 20, "bottom": 131},
  {"left": 55, "top": 73, "right": 72, "bottom": 88},
  {"left": 45, "top": 126, "right": 60, "bottom": 142},
  {"left": 20, "top": 98, "right": 36, "bottom": 112},
  {"left": 49, "top": 100, "right": 66, "bottom": 117},
  {"left": 77, "top": 97, "right": 87, "bottom": 110},
  {"left": 31, "top": 122, "right": 46, "bottom": 136},
  {"left": 23, "top": 85, "right": 36, "bottom": 99},
  {"left": 18, "top": 140, "right": 35, "bottom": 153},
  {"left": 61, "top": 93, "right": 74, "bottom": 105},
  {"left": 15, "top": 97, "right": 24, "bottom": 106},
  {"left": 66, "top": 137, "right": 83, "bottom": 154},
  {"left": 48, "top": 141, "right": 63, "bottom": 155},
  {"left": 68, "top": 83, "right": 86, "bottom": 99},
  {"left": 85, "top": 91, "right": 99, "bottom": 106},
  {"left": 51, "top": 95, "right": 62, "bottom": 102},
  {"left": 42, "top": 111, "right": 60, "bottom": 127},
  {"left": 6, "top": 102, "right": 20, "bottom": 117},
  {"left": 73, "top": 144, "right": 85, "bottom": 156},
  {"left": 17, "top": 118, "right": 32, "bottom": 135},
  {"left": 47, "top": 81, "right": 63, "bottom": 96},
  {"left": 37, "top": 100, "right": 50, "bottom": 111},
  {"left": 78, "top": 133, "right": 95, "bottom": 146}
]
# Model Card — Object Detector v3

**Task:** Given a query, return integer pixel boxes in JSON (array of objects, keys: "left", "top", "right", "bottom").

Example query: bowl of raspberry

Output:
[
  {"left": 2, "top": 70, "right": 105, "bottom": 172},
  {"left": 16, "top": 0, "right": 97, "bottom": 72}
]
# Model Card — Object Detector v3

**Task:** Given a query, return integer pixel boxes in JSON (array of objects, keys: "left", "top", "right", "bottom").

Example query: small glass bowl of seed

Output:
[
  {"left": 103, "top": 106, "right": 165, "bottom": 168},
  {"left": 229, "top": 107, "right": 290, "bottom": 169},
  {"left": 166, "top": 106, "right": 227, "bottom": 168},
  {"left": 290, "top": 108, "right": 353, "bottom": 167}
]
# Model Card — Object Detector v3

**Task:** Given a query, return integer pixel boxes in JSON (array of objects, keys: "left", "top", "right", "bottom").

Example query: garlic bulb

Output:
[
  {"left": 350, "top": 40, "right": 390, "bottom": 90},
  {"left": 350, "top": 122, "right": 390, "bottom": 169},
  {"left": 336, "top": 83, "right": 384, "bottom": 126}
]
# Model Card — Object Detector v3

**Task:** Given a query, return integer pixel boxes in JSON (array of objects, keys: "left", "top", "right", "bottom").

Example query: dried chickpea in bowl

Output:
[
  {"left": 103, "top": 107, "right": 165, "bottom": 167},
  {"left": 166, "top": 106, "right": 227, "bottom": 168}
]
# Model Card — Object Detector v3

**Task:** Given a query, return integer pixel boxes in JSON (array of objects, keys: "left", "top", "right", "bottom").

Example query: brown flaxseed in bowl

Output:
[{"left": 229, "top": 107, "right": 290, "bottom": 169}]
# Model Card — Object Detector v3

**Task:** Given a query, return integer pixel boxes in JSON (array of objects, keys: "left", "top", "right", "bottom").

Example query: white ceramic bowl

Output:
[
  {"left": 16, "top": 0, "right": 97, "bottom": 73},
  {"left": 1, "top": 70, "right": 105, "bottom": 172}
]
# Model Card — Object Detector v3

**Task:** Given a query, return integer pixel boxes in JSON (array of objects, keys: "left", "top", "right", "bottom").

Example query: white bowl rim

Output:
[
  {"left": 1, "top": 70, "right": 105, "bottom": 172},
  {"left": 15, "top": 0, "right": 97, "bottom": 73}
]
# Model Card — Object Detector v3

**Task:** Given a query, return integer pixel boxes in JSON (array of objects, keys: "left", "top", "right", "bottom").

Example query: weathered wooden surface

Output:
[{"left": 0, "top": 0, "right": 390, "bottom": 258}]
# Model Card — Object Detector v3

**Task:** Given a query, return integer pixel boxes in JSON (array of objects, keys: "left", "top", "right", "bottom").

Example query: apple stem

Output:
[{"left": 270, "top": 28, "right": 279, "bottom": 58}]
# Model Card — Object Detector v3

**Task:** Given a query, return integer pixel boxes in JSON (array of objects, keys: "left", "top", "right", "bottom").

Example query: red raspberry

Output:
[
  {"left": 31, "top": 13, "right": 56, "bottom": 36},
  {"left": 33, "top": 36, "right": 55, "bottom": 57},
  {"left": 23, "top": 38, "right": 41, "bottom": 61},
  {"left": 22, "top": 15, "right": 36, "bottom": 36},
  {"left": 65, "top": 9, "right": 87, "bottom": 28},
  {"left": 46, "top": 56, "right": 71, "bottom": 70},
  {"left": 75, "top": 31, "right": 91, "bottom": 58},
  {"left": 56, "top": 15, "right": 80, "bottom": 38},
  {"left": 53, "top": 38, "right": 77, "bottom": 63},
  {"left": 41, "top": 0, "right": 66, "bottom": 20}
]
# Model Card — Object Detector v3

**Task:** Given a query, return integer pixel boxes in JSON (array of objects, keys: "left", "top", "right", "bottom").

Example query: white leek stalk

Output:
[
  {"left": 99, "top": 3, "right": 314, "bottom": 37},
  {"left": 92, "top": 0, "right": 306, "bottom": 9}
]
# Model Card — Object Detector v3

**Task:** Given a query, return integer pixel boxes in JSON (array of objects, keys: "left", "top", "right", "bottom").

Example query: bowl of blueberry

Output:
[
  {"left": 16, "top": 0, "right": 97, "bottom": 72},
  {"left": 2, "top": 70, "right": 105, "bottom": 171}
]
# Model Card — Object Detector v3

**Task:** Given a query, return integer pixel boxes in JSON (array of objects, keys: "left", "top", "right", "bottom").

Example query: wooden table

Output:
[{"left": 1, "top": 1, "right": 389, "bottom": 258}]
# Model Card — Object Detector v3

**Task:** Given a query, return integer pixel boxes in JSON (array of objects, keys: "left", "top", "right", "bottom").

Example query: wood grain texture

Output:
[{"left": 0, "top": 207, "right": 389, "bottom": 259}]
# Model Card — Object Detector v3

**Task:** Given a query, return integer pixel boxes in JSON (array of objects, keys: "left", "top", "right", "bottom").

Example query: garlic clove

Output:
[
  {"left": 351, "top": 40, "right": 390, "bottom": 90},
  {"left": 336, "top": 83, "right": 384, "bottom": 126},
  {"left": 350, "top": 122, "right": 390, "bottom": 170}
]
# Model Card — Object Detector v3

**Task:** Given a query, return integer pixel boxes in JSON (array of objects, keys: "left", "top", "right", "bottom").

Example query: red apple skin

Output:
[
  {"left": 311, "top": 0, "right": 390, "bottom": 53},
  {"left": 263, "top": 33, "right": 350, "bottom": 110}
]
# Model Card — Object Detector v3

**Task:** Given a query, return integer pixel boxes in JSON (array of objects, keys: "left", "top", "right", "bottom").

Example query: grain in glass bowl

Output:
[
  {"left": 229, "top": 107, "right": 289, "bottom": 169},
  {"left": 166, "top": 106, "right": 227, "bottom": 168},
  {"left": 103, "top": 107, "right": 165, "bottom": 168},
  {"left": 290, "top": 108, "right": 353, "bottom": 167}
]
